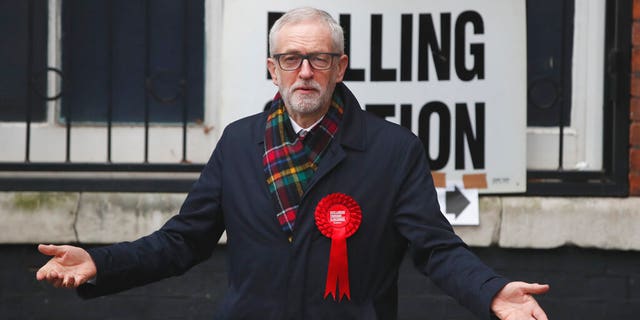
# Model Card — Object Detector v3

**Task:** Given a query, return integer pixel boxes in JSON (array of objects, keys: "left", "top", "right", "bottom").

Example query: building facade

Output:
[{"left": 1, "top": 0, "right": 639, "bottom": 319}]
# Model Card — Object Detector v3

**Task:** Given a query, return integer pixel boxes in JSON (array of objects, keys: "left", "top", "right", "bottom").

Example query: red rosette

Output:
[{"left": 314, "top": 193, "right": 362, "bottom": 301}]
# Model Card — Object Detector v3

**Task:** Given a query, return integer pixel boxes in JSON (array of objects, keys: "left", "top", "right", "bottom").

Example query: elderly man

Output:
[{"left": 37, "top": 7, "right": 548, "bottom": 320}]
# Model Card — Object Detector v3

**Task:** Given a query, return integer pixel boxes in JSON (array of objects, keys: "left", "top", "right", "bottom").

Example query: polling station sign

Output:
[{"left": 220, "top": 0, "right": 526, "bottom": 193}]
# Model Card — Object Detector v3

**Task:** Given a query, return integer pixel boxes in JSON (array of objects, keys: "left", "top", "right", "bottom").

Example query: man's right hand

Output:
[{"left": 36, "top": 244, "right": 97, "bottom": 289}]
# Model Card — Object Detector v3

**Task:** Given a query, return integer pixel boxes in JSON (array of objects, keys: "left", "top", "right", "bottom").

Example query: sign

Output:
[
  {"left": 220, "top": 0, "right": 527, "bottom": 193},
  {"left": 437, "top": 183, "right": 479, "bottom": 225}
]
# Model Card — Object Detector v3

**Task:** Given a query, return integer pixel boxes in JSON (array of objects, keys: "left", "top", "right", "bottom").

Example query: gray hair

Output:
[{"left": 268, "top": 7, "right": 345, "bottom": 56}]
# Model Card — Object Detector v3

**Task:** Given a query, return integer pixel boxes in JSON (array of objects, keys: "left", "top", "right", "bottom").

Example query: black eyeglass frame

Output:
[{"left": 272, "top": 52, "right": 342, "bottom": 71}]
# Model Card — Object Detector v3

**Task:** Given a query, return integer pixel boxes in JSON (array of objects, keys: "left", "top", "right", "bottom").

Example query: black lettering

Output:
[
  {"left": 340, "top": 14, "right": 365, "bottom": 81},
  {"left": 418, "top": 13, "right": 451, "bottom": 81},
  {"left": 400, "top": 104, "right": 412, "bottom": 130},
  {"left": 370, "top": 15, "right": 397, "bottom": 81},
  {"left": 455, "top": 102, "right": 485, "bottom": 169},
  {"left": 400, "top": 14, "right": 413, "bottom": 81},
  {"left": 419, "top": 102, "right": 450, "bottom": 170},
  {"left": 455, "top": 11, "right": 485, "bottom": 81}
]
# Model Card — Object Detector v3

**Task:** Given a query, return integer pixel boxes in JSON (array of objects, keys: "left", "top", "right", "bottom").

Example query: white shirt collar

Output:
[{"left": 290, "top": 116, "right": 324, "bottom": 135}]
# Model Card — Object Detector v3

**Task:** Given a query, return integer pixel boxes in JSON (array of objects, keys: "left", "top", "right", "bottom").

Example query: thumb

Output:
[
  {"left": 522, "top": 283, "right": 550, "bottom": 295},
  {"left": 38, "top": 244, "right": 65, "bottom": 257}
]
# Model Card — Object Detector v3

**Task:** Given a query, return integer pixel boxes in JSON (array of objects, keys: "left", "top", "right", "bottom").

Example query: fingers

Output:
[
  {"left": 47, "top": 269, "right": 60, "bottom": 282},
  {"left": 42, "top": 269, "right": 63, "bottom": 287},
  {"left": 52, "top": 277, "right": 64, "bottom": 288},
  {"left": 533, "top": 307, "right": 549, "bottom": 320},
  {"left": 74, "top": 274, "right": 87, "bottom": 287},
  {"left": 37, "top": 268, "right": 80, "bottom": 288},
  {"left": 62, "top": 275, "right": 76, "bottom": 288},
  {"left": 36, "top": 266, "right": 46, "bottom": 281}
]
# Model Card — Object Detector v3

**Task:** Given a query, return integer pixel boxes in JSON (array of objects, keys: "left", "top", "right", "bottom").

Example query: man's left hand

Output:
[{"left": 491, "top": 281, "right": 549, "bottom": 320}]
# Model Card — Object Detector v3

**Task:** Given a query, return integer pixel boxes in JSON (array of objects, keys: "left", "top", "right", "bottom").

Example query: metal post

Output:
[
  {"left": 64, "top": 0, "right": 72, "bottom": 163},
  {"left": 181, "top": 0, "right": 189, "bottom": 163},
  {"left": 557, "top": 0, "right": 567, "bottom": 171},
  {"left": 144, "top": 0, "right": 150, "bottom": 163},
  {"left": 107, "top": 0, "right": 113, "bottom": 163},
  {"left": 25, "top": 0, "right": 34, "bottom": 162}
]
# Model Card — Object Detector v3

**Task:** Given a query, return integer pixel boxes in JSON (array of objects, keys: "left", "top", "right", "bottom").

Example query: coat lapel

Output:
[{"left": 300, "top": 82, "right": 366, "bottom": 199}]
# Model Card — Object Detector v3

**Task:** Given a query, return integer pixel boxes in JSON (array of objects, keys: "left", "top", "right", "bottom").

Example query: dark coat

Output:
[{"left": 78, "top": 83, "right": 508, "bottom": 319}]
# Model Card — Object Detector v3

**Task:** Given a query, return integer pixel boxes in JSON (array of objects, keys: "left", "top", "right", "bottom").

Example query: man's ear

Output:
[
  {"left": 267, "top": 58, "right": 279, "bottom": 85},
  {"left": 335, "top": 54, "right": 349, "bottom": 83}
]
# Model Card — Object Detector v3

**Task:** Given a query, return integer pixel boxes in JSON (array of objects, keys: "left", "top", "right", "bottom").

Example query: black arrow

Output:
[{"left": 446, "top": 186, "right": 470, "bottom": 218}]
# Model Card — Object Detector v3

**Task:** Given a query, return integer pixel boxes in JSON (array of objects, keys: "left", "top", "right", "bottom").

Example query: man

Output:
[{"left": 37, "top": 7, "right": 549, "bottom": 320}]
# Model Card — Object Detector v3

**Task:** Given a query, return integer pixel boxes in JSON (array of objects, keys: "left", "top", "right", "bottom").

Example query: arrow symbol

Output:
[{"left": 446, "top": 186, "right": 470, "bottom": 218}]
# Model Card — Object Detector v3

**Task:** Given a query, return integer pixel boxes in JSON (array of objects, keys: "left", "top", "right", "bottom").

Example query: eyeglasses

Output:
[{"left": 272, "top": 52, "right": 341, "bottom": 71}]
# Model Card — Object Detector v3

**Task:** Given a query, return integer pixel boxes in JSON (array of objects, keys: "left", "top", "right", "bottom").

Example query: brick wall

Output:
[{"left": 631, "top": 0, "right": 640, "bottom": 195}]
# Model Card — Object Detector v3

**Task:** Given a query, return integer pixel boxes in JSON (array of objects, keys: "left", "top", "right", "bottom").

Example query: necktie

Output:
[{"left": 298, "top": 129, "right": 308, "bottom": 141}]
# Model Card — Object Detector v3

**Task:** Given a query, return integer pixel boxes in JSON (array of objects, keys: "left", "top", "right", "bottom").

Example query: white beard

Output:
[{"left": 281, "top": 80, "right": 334, "bottom": 115}]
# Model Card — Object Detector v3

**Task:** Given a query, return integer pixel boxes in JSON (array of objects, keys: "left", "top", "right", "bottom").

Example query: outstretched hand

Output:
[
  {"left": 36, "top": 244, "right": 97, "bottom": 289},
  {"left": 491, "top": 281, "right": 550, "bottom": 320}
]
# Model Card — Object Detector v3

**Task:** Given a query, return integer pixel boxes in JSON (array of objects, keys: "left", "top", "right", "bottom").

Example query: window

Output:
[
  {"left": 0, "top": 0, "right": 216, "bottom": 192},
  {"left": 526, "top": 0, "right": 574, "bottom": 128},
  {"left": 61, "top": 0, "right": 204, "bottom": 124},
  {"left": 526, "top": 0, "right": 630, "bottom": 196},
  {"left": 0, "top": 0, "right": 48, "bottom": 122}
]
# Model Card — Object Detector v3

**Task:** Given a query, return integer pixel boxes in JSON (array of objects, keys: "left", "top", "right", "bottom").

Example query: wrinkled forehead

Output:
[{"left": 272, "top": 20, "right": 334, "bottom": 53}]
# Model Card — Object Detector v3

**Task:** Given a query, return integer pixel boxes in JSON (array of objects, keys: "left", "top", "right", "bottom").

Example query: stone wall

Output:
[{"left": 3, "top": 192, "right": 639, "bottom": 251}]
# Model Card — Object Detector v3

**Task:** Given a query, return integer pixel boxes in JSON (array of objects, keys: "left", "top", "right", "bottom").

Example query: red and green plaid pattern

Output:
[{"left": 263, "top": 93, "right": 343, "bottom": 235}]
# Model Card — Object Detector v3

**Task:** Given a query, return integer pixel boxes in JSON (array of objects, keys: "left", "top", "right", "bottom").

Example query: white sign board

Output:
[
  {"left": 437, "top": 183, "right": 479, "bottom": 225},
  {"left": 220, "top": 0, "right": 527, "bottom": 193}
]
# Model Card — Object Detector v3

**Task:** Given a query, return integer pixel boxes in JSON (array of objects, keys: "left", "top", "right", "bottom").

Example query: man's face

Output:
[{"left": 267, "top": 20, "right": 348, "bottom": 117}]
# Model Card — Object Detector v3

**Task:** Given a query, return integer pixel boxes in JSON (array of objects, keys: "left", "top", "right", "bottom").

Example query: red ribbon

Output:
[{"left": 315, "top": 193, "right": 361, "bottom": 301}]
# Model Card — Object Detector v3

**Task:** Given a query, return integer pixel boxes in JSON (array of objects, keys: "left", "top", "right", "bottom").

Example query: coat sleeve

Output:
[
  {"left": 392, "top": 135, "right": 508, "bottom": 320},
  {"left": 77, "top": 136, "right": 227, "bottom": 298}
]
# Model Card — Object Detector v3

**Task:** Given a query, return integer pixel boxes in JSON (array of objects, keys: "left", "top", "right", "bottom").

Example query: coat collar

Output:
[{"left": 254, "top": 82, "right": 366, "bottom": 152}]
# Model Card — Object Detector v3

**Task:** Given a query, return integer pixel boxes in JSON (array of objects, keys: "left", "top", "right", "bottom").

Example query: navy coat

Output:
[{"left": 78, "top": 83, "right": 508, "bottom": 319}]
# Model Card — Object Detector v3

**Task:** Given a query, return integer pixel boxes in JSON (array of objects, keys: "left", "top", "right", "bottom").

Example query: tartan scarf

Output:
[{"left": 263, "top": 92, "right": 343, "bottom": 236}]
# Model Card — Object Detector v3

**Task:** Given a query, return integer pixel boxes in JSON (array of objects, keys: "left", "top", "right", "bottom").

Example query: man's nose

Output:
[{"left": 298, "top": 59, "right": 314, "bottom": 78}]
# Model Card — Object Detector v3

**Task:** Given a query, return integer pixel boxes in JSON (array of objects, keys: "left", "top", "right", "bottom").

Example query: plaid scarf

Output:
[{"left": 263, "top": 92, "right": 343, "bottom": 236}]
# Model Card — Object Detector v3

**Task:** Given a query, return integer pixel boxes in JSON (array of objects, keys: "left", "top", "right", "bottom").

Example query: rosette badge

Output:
[{"left": 314, "top": 193, "right": 362, "bottom": 301}]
